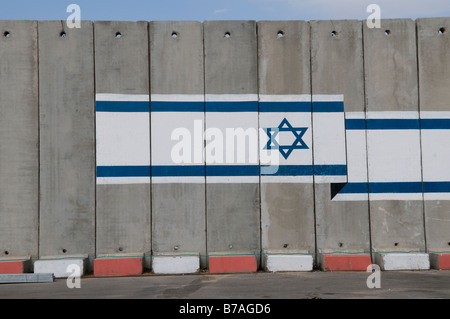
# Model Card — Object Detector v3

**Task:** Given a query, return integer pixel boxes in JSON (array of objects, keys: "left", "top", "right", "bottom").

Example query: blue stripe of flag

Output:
[
  {"left": 312, "top": 101, "right": 344, "bottom": 113},
  {"left": 96, "top": 101, "right": 149, "bottom": 112}
]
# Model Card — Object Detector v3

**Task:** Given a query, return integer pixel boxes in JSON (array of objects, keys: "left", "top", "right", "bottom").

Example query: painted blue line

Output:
[
  {"left": 423, "top": 182, "right": 450, "bottom": 193},
  {"left": 151, "top": 101, "right": 204, "bottom": 112},
  {"left": 205, "top": 101, "right": 258, "bottom": 112},
  {"left": 420, "top": 119, "right": 450, "bottom": 130},
  {"left": 314, "top": 165, "right": 347, "bottom": 176},
  {"left": 97, "top": 166, "right": 151, "bottom": 177},
  {"left": 97, "top": 165, "right": 350, "bottom": 178},
  {"left": 336, "top": 182, "right": 423, "bottom": 194},
  {"left": 345, "top": 119, "right": 366, "bottom": 130},
  {"left": 346, "top": 119, "right": 450, "bottom": 130},
  {"left": 367, "top": 119, "right": 420, "bottom": 130},
  {"left": 312, "top": 101, "right": 344, "bottom": 113},
  {"left": 262, "top": 165, "right": 314, "bottom": 176},
  {"left": 96, "top": 101, "right": 149, "bottom": 112},
  {"left": 259, "top": 102, "right": 312, "bottom": 113},
  {"left": 346, "top": 119, "right": 420, "bottom": 130},
  {"left": 152, "top": 165, "right": 205, "bottom": 177},
  {"left": 206, "top": 165, "right": 260, "bottom": 176}
]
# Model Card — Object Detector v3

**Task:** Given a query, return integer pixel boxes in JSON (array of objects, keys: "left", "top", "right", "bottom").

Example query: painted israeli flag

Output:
[{"left": 95, "top": 93, "right": 450, "bottom": 201}]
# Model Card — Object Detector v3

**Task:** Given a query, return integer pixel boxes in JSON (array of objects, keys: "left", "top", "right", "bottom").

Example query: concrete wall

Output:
[{"left": 1, "top": 18, "right": 450, "bottom": 272}]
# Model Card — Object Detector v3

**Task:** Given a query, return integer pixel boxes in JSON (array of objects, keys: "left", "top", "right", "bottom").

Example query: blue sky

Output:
[{"left": 1, "top": 0, "right": 449, "bottom": 21}]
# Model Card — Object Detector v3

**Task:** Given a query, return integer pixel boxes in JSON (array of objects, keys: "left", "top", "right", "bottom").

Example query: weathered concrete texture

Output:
[
  {"left": 363, "top": 19, "right": 425, "bottom": 253},
  {"left": 150, "top": 21, "right": 206, "bottom": 268},
  {"left": 204, "top": 21, "right": 260, "bottom": 266},
  {"left": 0, "top": 21, "right": 39, "bottom": 260},
  {"left": 311, "top": 20, "right": 370, "bottom": 264},
  {"left": 94, "top": 21, "right": 151, "bottom": 269},
  {"left": 258, "top": 21, "right": 315, "bottom": 270},
  {"left": 417, "top": 17, "right": 450, "bottom": 253},
  {"left": 38, "top": 21, "right": 95, "bottom": 259}
]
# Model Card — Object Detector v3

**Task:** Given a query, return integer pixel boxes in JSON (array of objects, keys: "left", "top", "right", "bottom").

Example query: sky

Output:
[{"left": 0, "top": 0, "right": 449, "bottom": 21}]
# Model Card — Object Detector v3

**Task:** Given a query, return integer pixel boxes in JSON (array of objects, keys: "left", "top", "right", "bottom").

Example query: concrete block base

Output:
[
  {"left": 374, "top": 253, "right": 430, "bottom": 271},
  {"left": 321, "top": 254, "right": 372, "bottom": 271},
  {"left": 33, "top": 259, "right": 85, "bottom": 278},
  {"left": 209, "top": 255, "right": 257, "bottom": 274},
  {"left": 265, "top": 254, "right": 313, "bottom": 272},
  {"left": 94, "top": 257, "right": 143, "bottom": 277},
  {"left": 34, "top": 259, "right": 86, "bottom": 278},
  {"left": 429, "top": 253, "right": 450, "bottom": 270},
  {"left": 0, "top": 260, "right": 32, "bottom": 274},
  {"left": 152, "top": 254, "right": 200, "bottom": 274}
]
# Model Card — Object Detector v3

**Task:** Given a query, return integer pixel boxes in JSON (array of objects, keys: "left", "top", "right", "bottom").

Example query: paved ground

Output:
[{"left": 0, "top": 270, "right": 449, "bottom": 300}]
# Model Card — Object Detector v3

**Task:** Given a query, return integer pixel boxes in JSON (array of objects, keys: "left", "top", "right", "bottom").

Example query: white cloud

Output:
[{"left": 213, "top": 8, "right": 229, "bottom": 14}]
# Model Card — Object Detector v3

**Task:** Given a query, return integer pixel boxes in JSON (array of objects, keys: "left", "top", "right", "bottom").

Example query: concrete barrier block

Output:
[
  {"left": 34, "top": 259, "right": 86, "bottom": 278},
  {"left": 265, "top": 254, "right": 313, "bottom": 272},
  {"left": 209, "top": 255, "right": 257, "bottom": 274},
  {"left": 152, "top": 254, "right": 200, "bottom": 274},
  {"left": 0, "top": 273, "right": 54, "bottom": 284},
  {"left": 94, "top": 257, "right": 143, "bottom": 277},
  {"left": 375, "top": 253, "right": 430, "bottom": 271},
  {"left": 321, "top": 254, "right": 372, "bottom": 271},
  {"left": 0, "top": 260, "right": 32, "bottom": 274},
  {"left": 429, "top": 253, "right": 450, "bottom": 270}
]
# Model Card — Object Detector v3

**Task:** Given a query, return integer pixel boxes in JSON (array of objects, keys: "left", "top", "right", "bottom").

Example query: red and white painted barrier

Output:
[
  {"left": 321, "top": 254, "right": 372, "bottom": 271},
  {"left": 94, "top": 257, "right": 143, "bottom": 277},
  {"left": 429, "top": 253, "right": 450, "bottom": 270},
  {"left": 209, "top": 255, "right": 257, "bottom": 274}
]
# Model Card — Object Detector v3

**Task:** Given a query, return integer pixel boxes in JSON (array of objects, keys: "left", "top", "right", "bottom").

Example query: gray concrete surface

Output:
[
  {"left": 204, "top": 21, "right": 261, "bottom": 264},
  {"left": 94, "top": 21, "right": 151, "bottom": 269},
  {"left": 417, "top": 17, "right": 450, "bottom": 253},
  {"left": 0, "top": 20, "right": 39, "bottom": 260},
  {"left": 0, "top": 271, "right": 449, "bottom": 299},
  {"left": 150, "top": 21, "right": 207, "bottom": 267},
  {"left": 363, "top": 19, "right": 426, "bottom": 253},
  {"left": 258, "top": 21, "right": 315, "bottom": 266},
  {"left": 38, "top": 21, "right": 95, "bottom": 259},
  {"left": 311, "top": 20, "right": 371, "bottom": 265}
]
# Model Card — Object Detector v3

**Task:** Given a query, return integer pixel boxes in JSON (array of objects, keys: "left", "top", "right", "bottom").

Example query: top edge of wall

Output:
[{"left": 0, "top": 17, "right": 449, "bottom": 23}]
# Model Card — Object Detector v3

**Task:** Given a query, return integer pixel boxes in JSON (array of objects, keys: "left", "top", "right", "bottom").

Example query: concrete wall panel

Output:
[
  {"left": 38, "top": 21, "right": 95, "bottom": 258},
  {"left": 258, "top": 21, "right": 315, "bottom": 264},
  {"left": 204, "top": 21, "right": 260, "bottom": 263},
  {"left": 150, "top": 21, "right": 206, "bottom": 267},
  {"left": 417, "top": 17, "right": 450, "bottom": 252},
  {"left": 311, "top": 20, "right": 371, "bottom": 261},
  {"left": 0, "top": 21, "right": 39, "bottom": 259},
  {"left": 364, "top": 19, "right": 425, "bottom": 252},
  {"left": 94, "top": 21, "right": 151, "bottom": 267}
]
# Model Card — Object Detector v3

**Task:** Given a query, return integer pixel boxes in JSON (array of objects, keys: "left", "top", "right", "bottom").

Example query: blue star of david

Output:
[{"left": 264, "top": 118, "right": 309, "bottom": 160}]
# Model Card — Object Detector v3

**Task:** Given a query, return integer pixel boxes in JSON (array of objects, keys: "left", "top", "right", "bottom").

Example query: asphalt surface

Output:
[{"left": 0, "top": 270, "right": 449, "bottom": 299}]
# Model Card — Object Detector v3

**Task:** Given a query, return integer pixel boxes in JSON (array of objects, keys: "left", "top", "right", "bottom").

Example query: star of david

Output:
[{"left": 264, "top": 118, "right": 309, "bottom": 160}]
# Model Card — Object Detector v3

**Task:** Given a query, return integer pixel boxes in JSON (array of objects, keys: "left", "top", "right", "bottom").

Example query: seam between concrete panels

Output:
[
  {"left": 415, "top": 19, "right": 428, "bottom": 253},
  {"left": 361, "top": 20, "right": 374, "bottom": 261}
]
